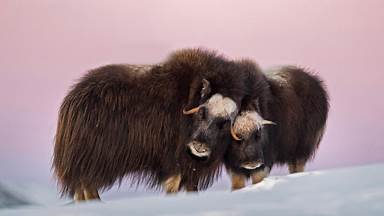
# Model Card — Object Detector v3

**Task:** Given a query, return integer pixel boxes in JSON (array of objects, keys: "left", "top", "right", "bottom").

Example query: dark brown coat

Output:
[
  {"left": 53, "top": 48, "right": 250, "bottom": 198},
  {"left": 265, "top": 66, "right": 329, "bottom": 167},
  {"left": 225, "top": 65, "right": 329, "bottom": 189}
]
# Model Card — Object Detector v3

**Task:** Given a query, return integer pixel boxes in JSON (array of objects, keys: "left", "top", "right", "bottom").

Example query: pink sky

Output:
[{"left": 1, "top": 0, "right": 383, "bottom": 185}]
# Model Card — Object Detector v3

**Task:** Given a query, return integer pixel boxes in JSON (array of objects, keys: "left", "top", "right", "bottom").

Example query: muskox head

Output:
[
  {"left": 226, "top": 109, "right": 275, "bottom": 170},
  {"left": 183, "top": 79, "right": 239, "bottom": 160}
]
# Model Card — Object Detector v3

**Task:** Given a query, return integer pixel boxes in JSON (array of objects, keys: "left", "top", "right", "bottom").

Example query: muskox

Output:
[
  {"left": 178, "top": 59, "right": 282, "bottom": 192},
  {"left": 225, "top": 65, "right": 329, "bottom": 190},
  {"left": 53, "top": 48, "right": 253, "bottom": 200}
]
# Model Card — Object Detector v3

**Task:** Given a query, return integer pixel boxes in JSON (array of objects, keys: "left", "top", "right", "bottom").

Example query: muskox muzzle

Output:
[
  {"left": 187, "top": 141, "right": 211, "bottom": 159},
  {"left": 240, "top": 160, "right": 264, "bottom": 170}
]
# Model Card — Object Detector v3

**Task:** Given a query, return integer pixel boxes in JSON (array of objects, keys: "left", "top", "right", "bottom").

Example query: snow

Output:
[
  {"left": 0, "top": 182, "right": 31, "bottom": 208},
  {"left": 0, "top": 180, "right": 67, "bottom": 207},
  {"left": 1, "top": 164, "right": 383, "bottom": 216}
]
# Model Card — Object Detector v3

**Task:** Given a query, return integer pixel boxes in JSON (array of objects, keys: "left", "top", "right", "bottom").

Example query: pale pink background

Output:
[{"left": 1, "top": 0, "right": 383, "bottom": 188}]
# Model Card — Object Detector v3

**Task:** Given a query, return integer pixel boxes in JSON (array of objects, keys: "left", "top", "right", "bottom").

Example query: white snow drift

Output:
[{"left": 1, "top": 164, "right": 383, "bottom": 216}]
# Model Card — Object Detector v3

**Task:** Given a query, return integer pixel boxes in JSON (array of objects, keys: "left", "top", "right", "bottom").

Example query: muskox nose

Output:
[
  {"left": 187, "top": 141, "right": 211, "bottom": 159},
  {"left": 240, "top": 161, "right": 264, "bottom": 170}
]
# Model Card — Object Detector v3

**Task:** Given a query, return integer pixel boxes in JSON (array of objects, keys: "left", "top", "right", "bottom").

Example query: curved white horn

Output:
[
  {"left": 231, "top": 127, "right": 242, "bottom": 141},
  {"left": 262, "top": 120, "right": 276, "bottom": 125}
]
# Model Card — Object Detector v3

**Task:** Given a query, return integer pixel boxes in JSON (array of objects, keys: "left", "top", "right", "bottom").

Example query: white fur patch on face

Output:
[
  {"left": 233, "top": 111, "right": 265, "bottom": 139},
  {"left": 205, "top": 94, "right": 237, "bottom": 119}
]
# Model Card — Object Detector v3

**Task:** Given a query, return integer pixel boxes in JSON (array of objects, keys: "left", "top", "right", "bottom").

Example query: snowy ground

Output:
[{"left": 1, "top": 164, "right": 383, "bottom": 216}]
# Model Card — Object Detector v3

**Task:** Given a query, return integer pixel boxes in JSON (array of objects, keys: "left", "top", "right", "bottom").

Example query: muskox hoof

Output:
[
  {"left": 187, "top": 141, "right": 211, "bottom": 160},
  {"left": 84, "top": 188, "right": 101, "bottom": 201},
  {"left": 288, "top": 160, "right": 306, "bottom": 174},
  {"left": 74, "top": 188, "right": 85, "bottom": 202},
  {"left": 163, "top": 174, "right": 182, "bottom": 194},
  {"left": 73, "top": 186, "right": 101, "bottom": 202}
]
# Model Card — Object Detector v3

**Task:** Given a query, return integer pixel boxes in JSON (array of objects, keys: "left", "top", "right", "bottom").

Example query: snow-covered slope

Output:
[
  {"left": 0, "top": 183, "right": 31, "bottom": 208},
  {"left": 1, "top": 164, "right": 383, "bottom": 216},
  {"left": 0, "top": 181, "right": 67, "bottom": 208}
]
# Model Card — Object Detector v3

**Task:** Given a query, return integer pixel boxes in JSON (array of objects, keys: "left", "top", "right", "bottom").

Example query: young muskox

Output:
[
  {"left": 53, "top": 48, "right": 251, "bottom": 200},
  {"left": 225, "top": 65, "right": 329, "bottom": 190}
]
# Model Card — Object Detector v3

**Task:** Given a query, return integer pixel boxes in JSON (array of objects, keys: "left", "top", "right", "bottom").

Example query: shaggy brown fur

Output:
[
  {"left": 225, "top": 65, "right": 329, "bottom": 189},
  {"left": 53, "top": 48, "right": 253, "bottom": 198},
  {"left": 224, "top": 60, "right": 273, "bottom": 179},
  {"left": 183, "top": 59, "right": 274, "bottom": 192},
  {"left": 265, "top": 66, "right": 329, "bottom": 167}
]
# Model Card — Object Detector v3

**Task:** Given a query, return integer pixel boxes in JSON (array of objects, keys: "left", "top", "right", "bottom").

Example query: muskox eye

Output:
[{"left": 253, "top": 130, "right": 261, "bottom": 140}]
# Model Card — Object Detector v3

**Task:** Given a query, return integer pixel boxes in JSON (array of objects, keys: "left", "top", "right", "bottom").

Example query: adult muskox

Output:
[
  {"left": 53, "top": 49, "right": 249, "bottom": 200},
  {"left": 225, "top": 65, "right": 329, "bottom": 190}
]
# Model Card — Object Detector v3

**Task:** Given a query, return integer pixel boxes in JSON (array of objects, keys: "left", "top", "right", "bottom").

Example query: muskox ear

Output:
[{"left": 201, "top": 78, "right": 211, "bottom": 99}]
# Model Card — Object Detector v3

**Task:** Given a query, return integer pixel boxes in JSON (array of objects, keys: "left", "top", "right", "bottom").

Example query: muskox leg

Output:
[
  {"left": 251, "top": 166, "right": 270, "bottom": 184},
  {"left": 230, "top": 172, "right": 246, "bottom": 191},
  {"left": 83, "top": 186, "right": 100, "bottom": 201},
  {"left": 288, "top": 160, "right": 306, "bottom": 173},
  {"left": 74, "top": 187, "right": 85, "bottom": 202},
  {"left": 163, "top": 174, "right": 181, "bottom": 194}
]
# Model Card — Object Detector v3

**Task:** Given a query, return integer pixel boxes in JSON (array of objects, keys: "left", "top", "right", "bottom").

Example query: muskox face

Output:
[
  {"left": 227, "top": 111, "right": 275, "bottom": 170},
  {"left": 183, "top": 79, "right": 239, "bottom": 160}
]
